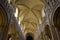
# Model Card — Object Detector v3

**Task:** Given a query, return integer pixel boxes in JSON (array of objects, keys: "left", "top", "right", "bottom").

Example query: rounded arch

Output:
[
  {"left": 53, "top": 7, "right": 60, "bottom": 31},
  {"left": 26, "top": 33, "right": 34, "bottom": 40},
  {"left": 0, "top": 6, "right": 8, "bottom": 26},
  {"left": 0, "top": 5, "right": 8, "bottom": 40}
]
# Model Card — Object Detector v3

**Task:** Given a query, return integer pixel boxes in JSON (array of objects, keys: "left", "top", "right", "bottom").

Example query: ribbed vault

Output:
[
  {"left": 14, "top": 0, "right": 44, "bottom": 35},
  {"left": 9, "top": 0, "right": 45, "bottom": 37}
]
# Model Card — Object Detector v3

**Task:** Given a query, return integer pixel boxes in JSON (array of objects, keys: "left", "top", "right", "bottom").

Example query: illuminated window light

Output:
[
  {"left": 39, "top": 19, "right": 42, "bottom": 24},
  {"left": 18, "top": 17, "right": 20, "bottom": 25},
  {"left": 14, "top": 8, "right": 18, "bottom": 18},
  {"left": 8, "top": 0, "right": 10, "bottom": 3},
  {"left": 40, "top": 20, "right": 42, "bottom": 24},
  {"left": 9, "top": 38, "right": 12, "bottom": 40},
  {"left": 42, "top": 9, "right": 45, "bottom": 17}
]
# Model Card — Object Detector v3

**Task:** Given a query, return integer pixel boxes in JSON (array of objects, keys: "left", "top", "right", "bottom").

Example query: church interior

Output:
[{"left": 0, "top": 0, "right": 60, "bottom": 40}]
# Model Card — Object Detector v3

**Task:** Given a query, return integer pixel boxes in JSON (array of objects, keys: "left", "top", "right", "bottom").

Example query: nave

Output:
[{"left": 0, "top": 0, "right": 60, "bottom": 40}]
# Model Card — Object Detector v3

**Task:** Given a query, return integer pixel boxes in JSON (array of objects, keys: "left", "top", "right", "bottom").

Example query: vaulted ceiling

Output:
[
  {"left": 14, "top": 0, "right": 45, "bottom": 35},
  {"left": 8, "top": 0, "right": 45, "bottom": 36}
]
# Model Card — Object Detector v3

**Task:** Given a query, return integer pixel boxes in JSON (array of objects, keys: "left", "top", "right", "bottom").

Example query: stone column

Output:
[{"left": 50, "top": 25, "right": 58, "bottom": 40}]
